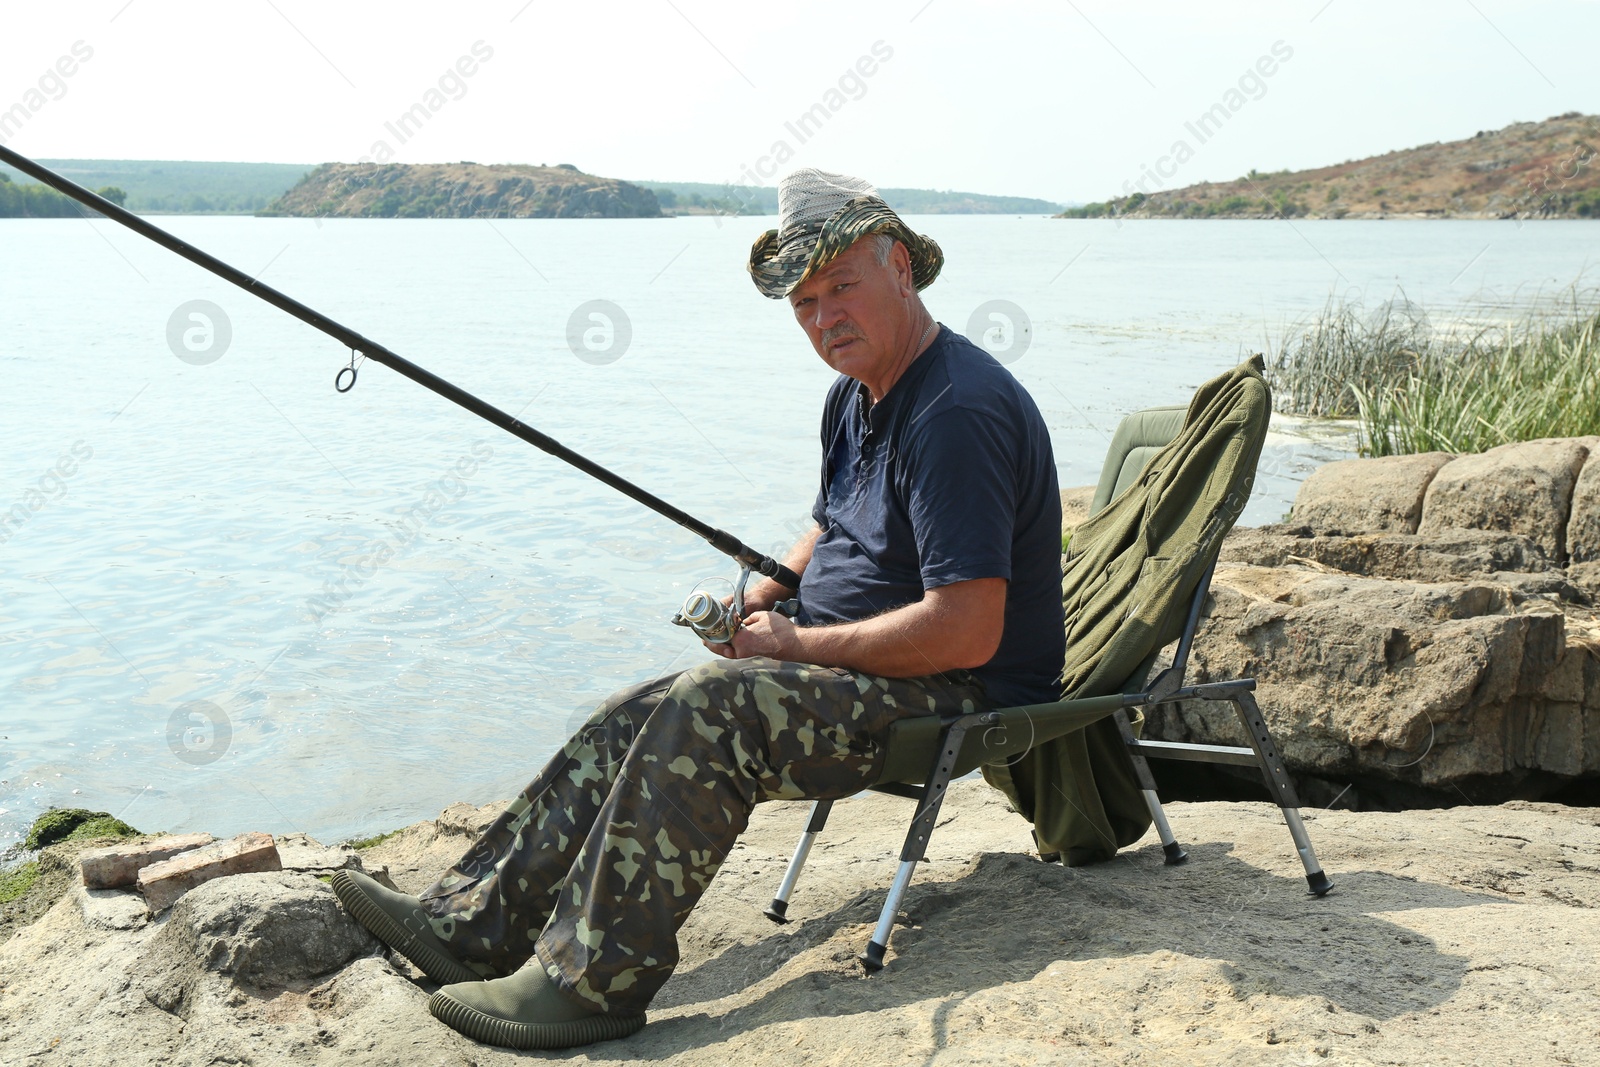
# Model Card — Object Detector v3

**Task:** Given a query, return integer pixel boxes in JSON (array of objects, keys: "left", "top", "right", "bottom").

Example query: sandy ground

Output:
[{"left": 1, "top": 782, "right": 1597, "bottom": 1065}]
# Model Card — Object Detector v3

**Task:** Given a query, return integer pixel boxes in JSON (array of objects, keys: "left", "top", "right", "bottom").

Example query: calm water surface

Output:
[{"left": 1, "top": 215, "right": 1594, "bottom": 847}]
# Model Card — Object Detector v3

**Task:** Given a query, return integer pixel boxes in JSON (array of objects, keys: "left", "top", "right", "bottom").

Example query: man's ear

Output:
[{"left": 891, "top": 240, "right": 916, "bottom": 297}]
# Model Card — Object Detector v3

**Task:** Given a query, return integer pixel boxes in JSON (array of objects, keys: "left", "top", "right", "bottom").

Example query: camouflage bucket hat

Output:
[{"left": 748, "top": 168, "right": 943, "bottom": 300}]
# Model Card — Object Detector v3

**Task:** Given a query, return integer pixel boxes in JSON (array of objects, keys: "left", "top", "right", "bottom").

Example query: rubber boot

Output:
[
  {"left": 331, "top": 869, "right": 495, "bottom": 985},
  {"left": 429, "top": 964, "right": 646, "bottom": 1050}
]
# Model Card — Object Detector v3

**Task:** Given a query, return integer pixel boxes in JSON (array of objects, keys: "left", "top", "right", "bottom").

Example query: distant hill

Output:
[
  {"left": 0, "top": 158, "right": 1060, "bottom": 219},
  {"left": 265, "top": 162, "right": 662, "bottom": 219},
  {"left": 0, "top": 159, "right": 309, "bottom": 214},
  {"left": 1061, "top": 112, "right": 1600, "bottom": 220},
  {"left": 637, "top": 181, "right": 1062, "bottom": 216}
]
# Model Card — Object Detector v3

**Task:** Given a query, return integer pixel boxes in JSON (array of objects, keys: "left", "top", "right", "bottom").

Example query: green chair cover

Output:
[{"left": 980, "top": 354, "right": 1270, "bottom": 863}]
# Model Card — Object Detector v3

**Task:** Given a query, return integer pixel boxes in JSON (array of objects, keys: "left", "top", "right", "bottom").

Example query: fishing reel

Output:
[{"left": 671, "top": 565, "right": 799, "bottom": 645}]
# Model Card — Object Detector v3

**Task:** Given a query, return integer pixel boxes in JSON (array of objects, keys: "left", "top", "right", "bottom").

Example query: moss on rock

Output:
[
  {"left": 347, "top": 828, "right": 404, "bottom": 851},
  {"left": 22, "top": 809, "right": 140, "bottom": 851},
  {"left": 0, "top": 861, "right": 40, "bottom": 905}
]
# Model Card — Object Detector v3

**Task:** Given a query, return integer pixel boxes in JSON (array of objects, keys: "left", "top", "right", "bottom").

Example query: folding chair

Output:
[{"left": 760, "top": 398, "right": 1333, "bottom": 972}]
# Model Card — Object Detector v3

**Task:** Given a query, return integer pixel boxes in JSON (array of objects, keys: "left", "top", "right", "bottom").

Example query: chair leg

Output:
[
  {"left": 1229, "top": 690, "right": 1333, "bottom": 897},
  {"left": 860, "top": 710, "right": 994, "bottom": 972},
  {"left": 1113, "top": 708, "right": 1187, "bottom": 865},
  {"left": 764, "top": 799, "right": 833, "bottom": 924}
]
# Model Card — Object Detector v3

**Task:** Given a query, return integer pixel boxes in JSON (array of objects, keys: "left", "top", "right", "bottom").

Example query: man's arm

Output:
[{"left": 715, "top": 576, "right": 1006, "bottom": 677}]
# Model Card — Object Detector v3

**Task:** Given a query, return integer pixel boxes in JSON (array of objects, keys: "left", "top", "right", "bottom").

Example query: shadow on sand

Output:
[{"left": 585, "top": 837, "right": 1505, "bottom": 1060}]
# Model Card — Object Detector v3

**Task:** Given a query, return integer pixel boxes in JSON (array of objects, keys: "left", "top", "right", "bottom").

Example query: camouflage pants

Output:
[{"left": 418, "top": 656, "right": 986, "bottom": 1015}]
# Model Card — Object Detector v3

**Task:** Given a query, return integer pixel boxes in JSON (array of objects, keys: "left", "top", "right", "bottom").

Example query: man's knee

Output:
[
  {"left": 660, "top": 658, "right": 840, "bottom": 743},
  {"left": 669, "top": 658, "right": 751, "bottom": 705}
]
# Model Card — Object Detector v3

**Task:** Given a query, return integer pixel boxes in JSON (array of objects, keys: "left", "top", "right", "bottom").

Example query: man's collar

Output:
[{"left": 852, "top": 326, "right": 945, "bottom": 428}]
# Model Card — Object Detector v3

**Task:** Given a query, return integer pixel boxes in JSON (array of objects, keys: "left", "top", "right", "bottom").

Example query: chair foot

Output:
[
  {"left": 1306, "top": 870, "right": 1334, "bottom": 896},
  {"left": 859, "top": 940, "right": 887, "bottom": 972},
  {"left": 1162, "top": 841, "right": 1189, "bottom": 865},
  {"left": 763, "top": 899, "right": 790, "bottom": 924}
]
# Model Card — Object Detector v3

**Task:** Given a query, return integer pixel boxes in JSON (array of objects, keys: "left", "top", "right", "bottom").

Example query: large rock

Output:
[
  {"left": 1569, "top": 451, "right": 1600, "bottom": 563},
  {"left": 145, "top": 870, "right": 377, "bottom": 989},
  {"left": 1153, "top": 560, "right": 1600, "bottom": 798},
  {"left": 1291, "top": 451, "right": 1454, "bottom": 533},
  {"left": 1418, "top": 437, "right": 1595, "bottom": 561}
]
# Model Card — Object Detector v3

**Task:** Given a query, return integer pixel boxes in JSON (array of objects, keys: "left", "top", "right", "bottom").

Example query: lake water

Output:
[{"left": 2, "top": 214, "right": 1595, "bottom": 849}]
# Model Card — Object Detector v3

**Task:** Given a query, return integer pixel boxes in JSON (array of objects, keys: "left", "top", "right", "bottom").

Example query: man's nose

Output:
[{"left": 810, "top": 293, "right": 846, "bottom": 332}]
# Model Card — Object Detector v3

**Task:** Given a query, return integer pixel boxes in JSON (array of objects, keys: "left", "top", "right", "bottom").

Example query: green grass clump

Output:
[
  {"left": 1270, "top": 289, "right": 1600, "bottom": 456},
  {"left": 1268, "top": 295, "right": 1434, "bottom": 418},
  {"left": 348, "top": 827, "right": 404, "bottom": 851},
  {"left": 22, "top": 809, "right": 141, "bottom": 851},
  {"left": 0, "top": 861, "right": 40, "bottom": 904}
]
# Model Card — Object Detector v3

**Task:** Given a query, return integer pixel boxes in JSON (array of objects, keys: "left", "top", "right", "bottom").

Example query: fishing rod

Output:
[{"left": 0, "top": 146, "right": 799, "bottom": 639}]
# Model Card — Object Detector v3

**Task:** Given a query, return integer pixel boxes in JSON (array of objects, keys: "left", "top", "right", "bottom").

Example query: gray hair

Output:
[{"left": 869, "top": 232, "right": 898, "bottom": 266}]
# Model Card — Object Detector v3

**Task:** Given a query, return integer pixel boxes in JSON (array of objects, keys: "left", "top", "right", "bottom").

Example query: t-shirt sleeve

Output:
[{"left": 901, "top": 405, "right": 1018, "bottom": 588}]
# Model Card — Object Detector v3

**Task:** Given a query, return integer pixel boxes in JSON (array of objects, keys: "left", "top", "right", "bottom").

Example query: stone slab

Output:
[
  {"left": 135, "top": 832, "right": 282, "bottom": 913},
  {"left": 78, "top": 833, "right": 214, "bottom": 889}
]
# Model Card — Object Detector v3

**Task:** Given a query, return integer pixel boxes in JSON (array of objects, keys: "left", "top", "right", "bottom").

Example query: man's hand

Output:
[
  {"left": 726, "top": 585, "right": 779, "bottom": 617},
  {"left": 702, "top": 610, "right": 799, "bottom": 661},
  {"left": 730, "top": 610, "right": 799, "bottom": 659}
]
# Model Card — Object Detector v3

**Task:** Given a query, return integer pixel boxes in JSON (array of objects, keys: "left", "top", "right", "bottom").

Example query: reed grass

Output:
[{"left": 1269, "top": 289, "right": 1600, "bottom": 456}]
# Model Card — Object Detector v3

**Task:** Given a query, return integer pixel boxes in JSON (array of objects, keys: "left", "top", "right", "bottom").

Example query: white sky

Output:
[{"left": 2, "top": 0, "right": 1597, "bottom": 204}]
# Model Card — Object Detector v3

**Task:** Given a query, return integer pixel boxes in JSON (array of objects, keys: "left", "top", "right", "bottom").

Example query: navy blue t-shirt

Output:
[{"left": 796, "top": 325, "right": 1066, "bottom": 708}]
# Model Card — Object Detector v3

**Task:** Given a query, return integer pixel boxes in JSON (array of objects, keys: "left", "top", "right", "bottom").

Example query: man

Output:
[{"left": 332, "top": 169, "right": 1065, "bottom": 1050}]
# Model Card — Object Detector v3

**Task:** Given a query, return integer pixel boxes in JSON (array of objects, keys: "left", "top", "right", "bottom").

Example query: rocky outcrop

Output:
[
  {"left": 1157, "top": 561, "right": 1598, "bottom": 802},
  {"left": 266, "top": 162, "right": 664, "bottom": 219},
  {"left": 1145, "top": 436, "right": 1600, "bottom": 805},
  {"left": 4, "top": 784, "right": 1599, "bottom": 1065},
  {"left": 142, "top": 871, "right": 378, "bottom": 991}
]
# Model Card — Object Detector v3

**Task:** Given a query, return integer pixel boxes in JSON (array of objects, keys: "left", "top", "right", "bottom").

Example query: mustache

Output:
[{"left": 821, "top": 325, "right": 864, "bottom": 347}]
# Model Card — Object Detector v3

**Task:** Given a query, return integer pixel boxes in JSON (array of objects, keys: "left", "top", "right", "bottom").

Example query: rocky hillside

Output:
[
  {"left": 1063, "top": 112, "right": 1600, "bottom": 220},
  {"left": 265, "top": 162, "right": 663, "bottom": 219}
]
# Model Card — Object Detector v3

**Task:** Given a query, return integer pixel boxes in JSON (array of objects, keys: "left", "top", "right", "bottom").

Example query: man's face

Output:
[{"left": 787, "top": 237, "right": 915, "bottom": 383}]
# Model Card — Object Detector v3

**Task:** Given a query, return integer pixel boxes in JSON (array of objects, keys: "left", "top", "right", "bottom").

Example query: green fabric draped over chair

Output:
[{"left": 979, "top": 355, "right": 1271, "bottom": 865}]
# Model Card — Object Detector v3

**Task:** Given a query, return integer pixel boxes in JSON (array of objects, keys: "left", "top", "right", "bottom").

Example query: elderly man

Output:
[{"left": 331, "top": 169, "right": 1064, "bottom": 1050}]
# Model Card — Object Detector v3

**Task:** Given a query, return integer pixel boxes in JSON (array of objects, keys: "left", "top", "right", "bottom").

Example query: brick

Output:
[
  {"left": 135, "top": 832, "right": 282, "bottom": 913},
  {"left": 78, "top": 832, "right": 215, "bottom": 889}
]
